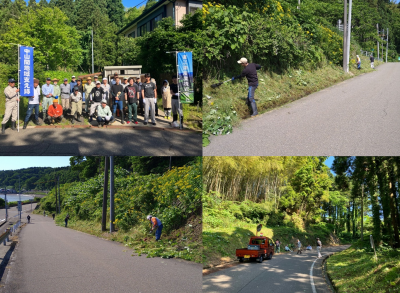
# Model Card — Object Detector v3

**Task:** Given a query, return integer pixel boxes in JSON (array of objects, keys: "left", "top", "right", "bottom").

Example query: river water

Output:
[{"left": 0, "top": 194, "right": 35, "bottom": 202}]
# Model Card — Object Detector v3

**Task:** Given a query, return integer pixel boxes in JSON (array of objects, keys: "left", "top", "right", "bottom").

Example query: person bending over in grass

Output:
[
  {"left": 232, "top": 57, "right": 261, "bottom": 117},
  {"left": 147, "top": 215, "right": 163, "bottom": 241}
]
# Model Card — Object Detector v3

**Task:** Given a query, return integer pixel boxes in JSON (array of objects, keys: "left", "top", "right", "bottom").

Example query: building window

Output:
[
  {"left": 128, "top": 31, "right": 135, "bottom": 38},
  {"left": 151, "top": 14, "right": 163, "bottom": 30},
  {"left": 139, "top": 24, "right": 147, "bottom": 36}
]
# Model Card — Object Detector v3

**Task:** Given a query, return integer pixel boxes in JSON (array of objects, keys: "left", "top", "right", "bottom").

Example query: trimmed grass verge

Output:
[{"left": 326, "top": 240, "right": 400, "bottom": 292}]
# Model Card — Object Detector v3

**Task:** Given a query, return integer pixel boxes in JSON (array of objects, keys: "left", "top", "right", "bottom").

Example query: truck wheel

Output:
[
  {"left": 239, "top": 257, "right": 244, "bottom": 263},
  {"left": 269, "top": 253, "right": 273, "bottom": 259},
  {"left": 258, "top": 255, "right": 263, "bottom": 263}
]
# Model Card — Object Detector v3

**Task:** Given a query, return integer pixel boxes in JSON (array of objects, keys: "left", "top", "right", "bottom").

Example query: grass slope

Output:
[{"left": 326, "top": 239, "right": 400, "bottom": 293}]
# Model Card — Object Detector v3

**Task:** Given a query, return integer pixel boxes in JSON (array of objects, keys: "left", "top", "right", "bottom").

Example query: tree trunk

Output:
[
  {"left": 361, "top": 184, "right": 364, "bottom": 241},
  {"left": 388, "top": 162, "right": 400, "bottom": 248}
]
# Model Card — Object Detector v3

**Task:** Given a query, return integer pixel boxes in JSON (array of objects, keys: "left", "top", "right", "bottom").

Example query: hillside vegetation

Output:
[
  {"left": 36, "top": 158, "right": 202, "bottom": 262},
  {"left": 0, "top": 166, "right": 79, "bottom": 191}
]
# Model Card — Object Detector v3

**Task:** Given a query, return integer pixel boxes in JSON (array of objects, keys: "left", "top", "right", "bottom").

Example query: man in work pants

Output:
[
  {"left": 1, "top": 78, "right": 19, "bottom": 134},
  {"left": 42, "top": 77, "right": 54, "bottom": 122},
  {"left": 60, "top": 78, "right": 71, "bottom": 117},
  {"left": 232, "top": 57, "right": 262, "bottom": 117},
  {"left": 141, "top": 73, "right": 157, "bottom": 125}
]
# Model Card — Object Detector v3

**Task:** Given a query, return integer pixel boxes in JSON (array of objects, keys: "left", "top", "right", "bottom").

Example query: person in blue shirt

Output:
[
  {"left": 147, "top": 215, "right": 163, "bottom": 241},
  {"left": 69, "top": 75, "right": 77, "bottom": 94},
  {"left": 42, "top": 77, "right": 54, "bottom": 122}
]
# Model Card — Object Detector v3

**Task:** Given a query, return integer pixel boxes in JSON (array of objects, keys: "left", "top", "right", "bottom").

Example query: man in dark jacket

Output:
[
  {"left": 232, "top": 57, "right": 261, "bottom": 117},
  {"left": 370, "top": 55, "right": 374, "bottom": 69},
  {"left": 110, "top": 76, "right": 125, "bottom": 124}
]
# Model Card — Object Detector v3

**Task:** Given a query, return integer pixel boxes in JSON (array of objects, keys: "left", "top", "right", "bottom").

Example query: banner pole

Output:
[
  {"left": 176, "top": 51, "right": 182, "bottom": 129},
  {"left": 18, "top": 44, "right": 20, "bottom": 133}
]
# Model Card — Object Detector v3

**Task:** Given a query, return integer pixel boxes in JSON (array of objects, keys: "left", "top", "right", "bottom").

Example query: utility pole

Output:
[
  {"left": 377, "top": 24, "right": 379, "bottom": 60},
  {"left": 110, "top": 156, "right": 115, "bottom": 233},
  {"left": 55, "top": 177, "right": 58, "bottom": 214},
  {"left": 91, "top": 29, "right": 94, "bottom": 74},
  {"left": 19, "top": 176, "right": 21, "bottom": 220},
  {"left": 386, "top": 28, "right": 388, "bottom": 63},
  {"left": 361, "top": 183, "right": 364, "bottom": 241},
  {"left": 343, "top": 0, "right": 347, "bottom": 72},
  {"left": 169, "top": 156, "right": 172, "bottom": 171},
  {"left": 346, "top": 0, "right": 352, "bottom": 72},
  {"left": 4, "top": 187, "right": 7, "bottom": 222},
  {"left": 102, "top": 156, "right": 109, "bottom": 231},
  {"left": 298, "top": 0, "right": 300, "bottom": 10},
  {"left": 58, "top": 176, "right": 61, "bottom": 214}
]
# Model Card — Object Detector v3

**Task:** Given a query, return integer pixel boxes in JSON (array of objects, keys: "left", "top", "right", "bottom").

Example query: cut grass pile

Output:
[
  {"left": 203, "top": 56, "right": 382, "bottom": 146},
  {"left": 326, "top": 240, "right": 400, "bottom": 293}
]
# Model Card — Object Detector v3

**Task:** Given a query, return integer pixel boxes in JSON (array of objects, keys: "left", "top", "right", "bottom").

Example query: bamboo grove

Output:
[{"left": 204, "top": 156, "right": 400, "bottom": 248}]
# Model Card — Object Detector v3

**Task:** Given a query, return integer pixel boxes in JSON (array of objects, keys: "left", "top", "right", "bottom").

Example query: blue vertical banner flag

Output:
[
  {"left": 19, "top": 46, "right": 34, "bottom": 97},
  {"left": 177, "top": 52, "right": 194, "bottom": 104}
]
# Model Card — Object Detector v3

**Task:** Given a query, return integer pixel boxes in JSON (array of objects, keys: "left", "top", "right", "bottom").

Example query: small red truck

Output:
[{"left": 236, "top": 236, "right": 275, "bottom": 263}]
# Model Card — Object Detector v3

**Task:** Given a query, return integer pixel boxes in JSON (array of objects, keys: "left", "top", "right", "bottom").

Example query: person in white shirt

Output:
[{"left": 23, "top": 78, "right": 41, "bottom": 129}]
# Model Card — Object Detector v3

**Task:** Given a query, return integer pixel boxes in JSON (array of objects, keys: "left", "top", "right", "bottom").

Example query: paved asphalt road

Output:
[
  {"left": 0, "top": 204, "right": 37, "bottom": 235},
  {"left": 0, "top": 127, "right": 201, "bottom": 156},
  {"left": 2, "top": 215, "right": 202, "bottom": 293},
  {"left": 204, "top": 63, "right": 400, "bottom": 156},
  {"left": 203, "top": 245, "right": 350, "bottom": 293}
]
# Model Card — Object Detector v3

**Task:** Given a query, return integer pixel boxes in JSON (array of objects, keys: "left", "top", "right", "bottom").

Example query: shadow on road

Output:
[{"left": 0, "top": 128, "right": 202, "bottom": 155}]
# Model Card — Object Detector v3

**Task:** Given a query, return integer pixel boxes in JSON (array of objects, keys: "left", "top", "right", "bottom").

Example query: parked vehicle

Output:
[{"left": 236, "top": 236, "right": 275, "bottom": 263}]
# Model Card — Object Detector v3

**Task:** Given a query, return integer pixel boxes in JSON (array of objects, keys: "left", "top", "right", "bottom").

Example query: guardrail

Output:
[
  {"left": 0, "top": 229, "right": 10, "bottom": 246},
  {"left": 11, "top": 220, "right": 21, "bottom": 234}
]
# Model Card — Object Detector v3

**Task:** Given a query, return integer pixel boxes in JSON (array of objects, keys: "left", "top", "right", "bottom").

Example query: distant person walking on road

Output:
[
  {"left": 43, "top": 211, "right": 46, "bottom": 217},
  {"left": 232, "top": 57, "right": 261, "bottom": 117},
  {"left": 370, "top": 55, "right": 374, "bottom": 69},
  {"left": 297, "top": 239, "right": 302, "bottom": 254},
  {"left": 27, "top": 215, "right": 31, "bottom": 223},
  {"left": 316, "top": 238, "right": 322, "bottom": 258},
  {"left": 65, "top": 214, "right": 70, "bottom": 227},
  {"left": 275, "top": 239, "right": 281, "bottom": 253},
  {"left": 52, "top": 213, "right": 55, "bottom": 220},
  {"left": 147, "top": 215, "right": 163, "bottom": 241}
]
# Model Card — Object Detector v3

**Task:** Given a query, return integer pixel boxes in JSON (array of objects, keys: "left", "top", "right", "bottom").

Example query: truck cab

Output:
[{"left": 236, "top": 236, "right": 275, "bottom": 263}]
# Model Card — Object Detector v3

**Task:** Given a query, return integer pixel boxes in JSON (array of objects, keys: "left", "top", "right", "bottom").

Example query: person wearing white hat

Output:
[
  {"left": 101, "top": 77, "right": 111, "bottom": 106},
  {"left": 147, "top": 215, "right": 163, "bottom": 241},
  {"left": 96, "top": 99, "right": 114, "bottom": 127},
  {"left": 232, "top": 57, "right": 262, "bottom": 117}
]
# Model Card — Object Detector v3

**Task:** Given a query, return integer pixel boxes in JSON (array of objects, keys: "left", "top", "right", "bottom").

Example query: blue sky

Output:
[
  {"left": 27, "top": 0, "right": 148, "bottom": 8},
  {"left": 0, "top": 157, "right": 71, "bottom": 170}
]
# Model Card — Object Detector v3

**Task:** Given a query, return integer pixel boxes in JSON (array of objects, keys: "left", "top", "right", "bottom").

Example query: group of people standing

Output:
[{"left": 2, "top": 72, "right": 183, "bottom": 133}]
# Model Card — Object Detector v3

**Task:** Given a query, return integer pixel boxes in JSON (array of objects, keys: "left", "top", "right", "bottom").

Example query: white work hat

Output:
[
  {"left": 237, "top": 57, "right": 248, "bottom": 64},
  {"left": 101, "top": 99, "right": 107, "bottom": 104},
  {"left": 103, "top": 77, "right": 107, "bottom": 81},
  {"left": 146, "top": 215, "right": 152, "bottom": 220}
]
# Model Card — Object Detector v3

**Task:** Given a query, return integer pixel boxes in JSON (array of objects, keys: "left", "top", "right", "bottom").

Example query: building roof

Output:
[{"left": 117, "top": 0, "right": 172, "bottom": 36}]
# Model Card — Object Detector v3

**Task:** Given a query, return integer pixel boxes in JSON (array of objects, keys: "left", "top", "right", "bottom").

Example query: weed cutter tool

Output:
[{"left": 211, "top": 78, "right": 233, "bottom": 89}]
